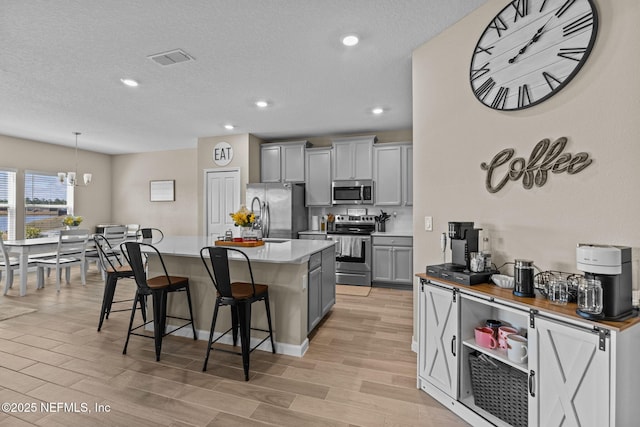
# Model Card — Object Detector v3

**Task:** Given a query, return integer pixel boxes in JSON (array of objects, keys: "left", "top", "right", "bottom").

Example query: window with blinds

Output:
[
  {"left": 24, "top": 171, "right": 74, "bottom": 238},
  {"left": 0, "top": 170, "right": 17, "bottom": 240}
]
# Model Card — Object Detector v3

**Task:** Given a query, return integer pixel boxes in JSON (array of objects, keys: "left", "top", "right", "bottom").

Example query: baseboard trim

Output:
[{"left": 152, "top": 322, "right": 309, "bottom": 357}]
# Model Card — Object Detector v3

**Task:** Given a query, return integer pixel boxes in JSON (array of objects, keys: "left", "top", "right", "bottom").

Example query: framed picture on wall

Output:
[{"left": 150, "top": 180, "right": 175, "bottom": 202}]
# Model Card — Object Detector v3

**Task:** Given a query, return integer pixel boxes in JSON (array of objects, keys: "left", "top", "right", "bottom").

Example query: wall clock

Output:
[{"left": 470, "top": 0, "right": 598, "bottom": 111}]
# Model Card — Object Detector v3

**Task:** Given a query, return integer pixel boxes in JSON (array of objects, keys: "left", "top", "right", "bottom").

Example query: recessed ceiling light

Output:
[
  {"left": 120, "top": 78, "right": 139, "bottom": 87},
  {"left": 255, "top": 100, "right": 269, "bottom": 108},
  {"left": 342, "top": 34, "right": 359, "bottom": 47},
  {"left": 372, "top": 107, "right": 384, "bottom": 115},
  {"left": 224, "top": 124, "right": 235, "bottom": 130}
]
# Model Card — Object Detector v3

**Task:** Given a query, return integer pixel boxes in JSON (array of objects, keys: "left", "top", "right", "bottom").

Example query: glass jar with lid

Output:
[{"left": 577, "top": 277, "right": 603, "bottom": 314}]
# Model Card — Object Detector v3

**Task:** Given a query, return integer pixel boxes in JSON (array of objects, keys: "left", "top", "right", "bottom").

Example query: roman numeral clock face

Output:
[{"left": 470, "top": 0, "right": 598, "bottom": 110}]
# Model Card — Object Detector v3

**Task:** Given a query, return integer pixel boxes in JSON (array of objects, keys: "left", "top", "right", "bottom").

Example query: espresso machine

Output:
[
  {"left": 576, "top": 244, "right": 634, "bottom": 321},
  {"left": 448, "top": 222, "right": 478, "bottom": 270},
  {"left": 426, "top": 221, "right": 495, "bottom": 285}
]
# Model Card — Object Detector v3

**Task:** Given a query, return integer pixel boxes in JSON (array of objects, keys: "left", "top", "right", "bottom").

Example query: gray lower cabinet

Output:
[
  {"left": 308, "top": 245, "right": 336, "bottom": 333},
  {"left": 372, "top": 235, "right": 413, "bottom": 289},
  {"left": 308, "top": 254, "right": 322, "bottom": 332}
]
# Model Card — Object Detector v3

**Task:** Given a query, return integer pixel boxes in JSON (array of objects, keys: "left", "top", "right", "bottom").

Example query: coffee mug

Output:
[
  {"left": 475, "top": 326, "right": 497, "bottom": 349},
  {"left": 485, "top": 319, "right": 502, "bottom": 338},
  {"left": 507, "top": 334, "right": 528, "bottom": 364},
  {"left": 498, "top": 326, "right": 518, "bottom": 350}
]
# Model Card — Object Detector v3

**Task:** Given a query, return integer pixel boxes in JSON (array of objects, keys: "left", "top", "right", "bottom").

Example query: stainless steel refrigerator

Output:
[{"left": 245, "top": 183, "right": 308, "bottom": 239}]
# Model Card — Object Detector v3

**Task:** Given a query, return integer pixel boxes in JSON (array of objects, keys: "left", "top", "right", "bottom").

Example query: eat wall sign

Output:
[{"left": 480, "top": 137, "right": 593, "bottom": 193}]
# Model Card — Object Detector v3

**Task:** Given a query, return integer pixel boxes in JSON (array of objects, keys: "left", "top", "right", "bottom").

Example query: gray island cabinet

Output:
[
  {"left": 417, "top": 274, "right": 640, "bottom": 427},
  {"left": 307, "top": 244, "right": 336, "bottom": 333},
  {"left": 146, "top": 236, "right": 336, "bottom": 357}
]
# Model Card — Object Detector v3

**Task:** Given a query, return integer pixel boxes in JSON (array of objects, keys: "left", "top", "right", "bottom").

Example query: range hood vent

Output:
[{"left": 148, "top": 49, "right": 195, "bottom": 66}]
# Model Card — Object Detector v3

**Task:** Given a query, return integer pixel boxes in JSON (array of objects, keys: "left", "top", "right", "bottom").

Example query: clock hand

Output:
[{"left": 508, "top": 24, "right": 548, "bottom": 64}]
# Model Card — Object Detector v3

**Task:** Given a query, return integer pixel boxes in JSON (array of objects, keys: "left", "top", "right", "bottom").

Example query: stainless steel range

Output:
[{"left": 327, "top": 214, "right": 376, "bottom": 286}]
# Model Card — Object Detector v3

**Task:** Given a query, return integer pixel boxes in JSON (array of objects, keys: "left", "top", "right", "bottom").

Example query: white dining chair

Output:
[
  {"left": 126, "top": 224, "right": 140, "bottom": 239},
  {"left": 1, "top": 238, "right": 24, "bottom": 295},
  {"left": 36, "top": 229, "right": 90, "bottom": 292},
  {"left": 103, "top": 225, "right": 128, "bottom": 247},
  {"left": 86, "top": 225, "right": 128, "bottom": 276}
]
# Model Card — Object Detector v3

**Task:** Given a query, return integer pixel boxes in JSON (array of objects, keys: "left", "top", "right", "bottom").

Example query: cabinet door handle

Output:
[
  {"left": 451, "top": 336, "right": 456, "bottom": 357},
  {"left": 528, "top": 370, "right": 535, "bottom": 397}
]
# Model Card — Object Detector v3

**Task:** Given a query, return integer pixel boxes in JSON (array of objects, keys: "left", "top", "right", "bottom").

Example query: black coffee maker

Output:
[
  {"left": 576, "top": 244, "right": 634, "bottom": 321},
  {"left": 448, "top": 221, "right": 479, "bottom": 271}
]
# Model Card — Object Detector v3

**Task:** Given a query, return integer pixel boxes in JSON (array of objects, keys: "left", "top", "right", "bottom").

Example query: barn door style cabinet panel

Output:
[
  {"left": 417, "top": 274, "right": 640, "bottom": 427},
  {"left": 418, "top": 281, "right": 458, "bottom": 399}
]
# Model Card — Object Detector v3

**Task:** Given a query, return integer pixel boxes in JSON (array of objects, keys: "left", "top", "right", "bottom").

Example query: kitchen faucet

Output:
[{"left": 250, "top": 196, "right": 262, "bottom": 231}]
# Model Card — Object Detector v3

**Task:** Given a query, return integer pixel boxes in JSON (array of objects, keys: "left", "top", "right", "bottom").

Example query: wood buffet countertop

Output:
[{"left": 416, "top": 273, "right": 640, "bottom": 332}]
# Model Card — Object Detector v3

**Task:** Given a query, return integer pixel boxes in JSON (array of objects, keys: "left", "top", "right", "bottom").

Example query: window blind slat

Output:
[{"left": 24, "top": 172, "right": 71, "bottom": 238}]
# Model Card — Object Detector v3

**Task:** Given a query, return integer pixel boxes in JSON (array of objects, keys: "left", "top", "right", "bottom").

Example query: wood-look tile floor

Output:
[{"left": 0, "top": 269, "right": 468, "bottom": 426}]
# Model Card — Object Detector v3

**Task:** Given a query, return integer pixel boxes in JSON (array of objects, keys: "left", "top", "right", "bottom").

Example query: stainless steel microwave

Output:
[{"left": 332, "top": 180, "right": 374, "bottom": 205}]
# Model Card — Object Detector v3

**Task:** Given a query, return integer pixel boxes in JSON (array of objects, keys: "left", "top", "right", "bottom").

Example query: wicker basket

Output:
[{"left": 468, "top": 352, "right": 528, "bottom": 427}]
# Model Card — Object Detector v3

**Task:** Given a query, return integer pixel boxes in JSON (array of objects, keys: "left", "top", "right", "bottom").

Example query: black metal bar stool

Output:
[
  {"left": 122, "top": 241, "right": 197, "bottom": 361},
  {"left": 94, "top": 234, "right": 144, "bottom": 331},
  {"left": 200, "top": 246, "right": 275, "bottom": 381}
]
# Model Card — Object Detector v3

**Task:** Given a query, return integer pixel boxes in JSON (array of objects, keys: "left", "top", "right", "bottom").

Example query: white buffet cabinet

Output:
[{"left": 417, "top": 274, "right": 640, "bottom": 427}]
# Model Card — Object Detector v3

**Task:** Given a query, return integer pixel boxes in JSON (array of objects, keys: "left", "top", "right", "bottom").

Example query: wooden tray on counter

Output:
[{"left": 214, "top": 240, "right": 265, "bottom": 248}]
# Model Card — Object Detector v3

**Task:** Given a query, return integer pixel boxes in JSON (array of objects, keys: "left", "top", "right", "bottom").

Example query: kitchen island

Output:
[{"left": 146, "top": 236, "right": 336, "bottom": 356}]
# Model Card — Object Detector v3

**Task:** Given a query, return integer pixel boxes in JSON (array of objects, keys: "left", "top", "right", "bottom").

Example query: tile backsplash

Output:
[{"left": 308, "top": 205, "right": 413, "bottom": 233}]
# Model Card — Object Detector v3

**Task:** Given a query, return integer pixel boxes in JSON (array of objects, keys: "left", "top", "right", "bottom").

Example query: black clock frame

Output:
[{"left": 469, "top": 0, "right": 599, "bottom": 111}]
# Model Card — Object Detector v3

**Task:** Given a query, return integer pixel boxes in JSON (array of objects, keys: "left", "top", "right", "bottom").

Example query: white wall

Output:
[
  {"left": 112, "top": 148, "right": 198, "bottom": 235},
  {"left": 412, "top": 0, "right": 640, "bottom": 335},
  {"left": 0, "top": 134, "right": 111, "bottom": 237}
]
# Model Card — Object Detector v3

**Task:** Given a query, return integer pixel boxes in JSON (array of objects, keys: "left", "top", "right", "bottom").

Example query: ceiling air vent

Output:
[{"left": 148, "top": 49, "right": 195, "bottom": 66}]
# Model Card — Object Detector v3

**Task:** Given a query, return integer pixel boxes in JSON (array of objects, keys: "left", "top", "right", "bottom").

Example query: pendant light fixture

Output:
[{"left": 58, "top": 132, "right": 92, "bottom": 186}]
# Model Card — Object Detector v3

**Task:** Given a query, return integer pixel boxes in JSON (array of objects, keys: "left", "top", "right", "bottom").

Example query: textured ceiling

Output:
[{"left": 0, "top": 0, "right": 487, "bottom": 154}]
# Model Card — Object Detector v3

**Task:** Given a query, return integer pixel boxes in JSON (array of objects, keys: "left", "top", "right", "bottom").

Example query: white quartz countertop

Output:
[
  {"left": 148, "top": 236, "right": 336, "bottom": 264},
  {"left": 298, "top": 230, "right": 327, "bottom": 235}
]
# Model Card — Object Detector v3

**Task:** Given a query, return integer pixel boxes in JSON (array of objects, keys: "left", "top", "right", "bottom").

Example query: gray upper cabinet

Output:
[
  {"left": 331, "top": 135, "right": 375, "bottom": 180},
  {"left": 305, "top": 147, "right": 332, "bottom": 206},
  {"left": 374, "top": 142, "right": 412, "bottom": 206},
  {"left": 261, "top": 140, "right": 310, "bottom": 183}
]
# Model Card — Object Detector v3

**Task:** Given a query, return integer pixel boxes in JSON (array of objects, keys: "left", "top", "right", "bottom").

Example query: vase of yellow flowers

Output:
[
  {"left": 229, "top": 206, "right": 255, "bottom": 240},
  {"left": 62, "top": 215, "right": 83, "bottom": 229}
]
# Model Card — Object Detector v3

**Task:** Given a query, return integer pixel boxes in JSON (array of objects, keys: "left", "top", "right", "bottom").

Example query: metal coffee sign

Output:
[{"left": 480, "top": 137, "right": 593, "bottom": 193}]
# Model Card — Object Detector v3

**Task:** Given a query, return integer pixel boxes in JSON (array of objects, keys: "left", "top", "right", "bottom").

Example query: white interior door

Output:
[{"left": 206, "top": 169, "right": 240, "bottom": 240}]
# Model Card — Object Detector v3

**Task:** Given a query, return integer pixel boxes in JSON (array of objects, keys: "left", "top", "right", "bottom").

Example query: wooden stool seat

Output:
[{"left": 222, "top": 282, "right": 269, "bottom": 300}]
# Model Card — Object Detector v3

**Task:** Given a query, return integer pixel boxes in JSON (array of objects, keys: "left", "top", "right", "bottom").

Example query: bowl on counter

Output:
[{"left": 491, "top": 274, "right": 514, "bottom": 289}]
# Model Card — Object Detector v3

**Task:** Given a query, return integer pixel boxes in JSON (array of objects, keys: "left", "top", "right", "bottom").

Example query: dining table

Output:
[{"left": 4, "top": 236, "right": 60, "bottom": 296}]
